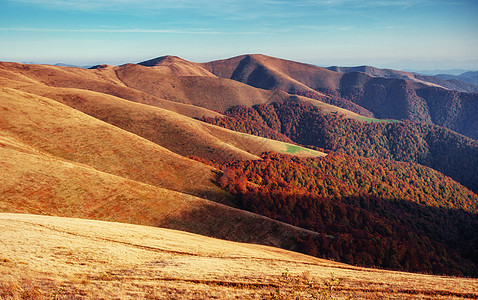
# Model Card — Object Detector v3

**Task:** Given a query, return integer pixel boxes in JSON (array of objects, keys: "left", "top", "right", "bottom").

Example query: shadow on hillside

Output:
[{"left": 160, "top": 192, "right": 478, "bottom": 278}]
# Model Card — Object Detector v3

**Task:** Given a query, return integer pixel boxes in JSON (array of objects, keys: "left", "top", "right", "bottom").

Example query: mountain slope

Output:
[
  {"left": 0, "top": 87, "right": 224, "bottom": 200},
  {"left": 202, "top": 101, "right": 478, "bottom": 193},
  {"left": 1, "top": 76, "right": 323, "bottom": 162},
  {"left": 204, "top": 54, "right": 478, "bottom": 140},
  {"left": 0, "top": 142, "right": 320, "bottom": 249},
  {"left": 3, "top": 213, "right": 477, "bottom": 299},
  {"left": 202, "top": 54, "right": 375, "bottom": 117}
]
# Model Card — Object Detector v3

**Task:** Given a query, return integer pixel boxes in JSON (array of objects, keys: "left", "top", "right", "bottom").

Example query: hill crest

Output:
[{"left": 138, "top": 55, "right": 217, "bottom": 77}]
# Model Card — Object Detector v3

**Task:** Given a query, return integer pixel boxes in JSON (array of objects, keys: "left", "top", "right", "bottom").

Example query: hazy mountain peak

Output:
[
  {"left": 88, "top": 64, "right": 113, "bottom": 70},
  {"left": 138, "top": 55, "right": 216, "bottom": 77},
  {"left": 138, "top": 55, "right": 188, "bottom": 67}
]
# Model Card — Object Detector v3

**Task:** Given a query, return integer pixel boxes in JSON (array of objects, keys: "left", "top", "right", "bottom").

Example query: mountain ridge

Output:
[
  {"left": 202, "top": 54, "right": 478, "bottom": 140},
  {"left": 328, "top": 65, "right": 478, "bottom": 93}
]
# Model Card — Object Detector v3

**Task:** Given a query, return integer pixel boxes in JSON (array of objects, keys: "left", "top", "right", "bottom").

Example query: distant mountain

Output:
[
  {"left": 328, "top": 65, "right": 435, "bottom": 84},
  {"left": 414, "top": 74, "right": 478, "bottom": 93},
  {"left": 405, "top": 69, "right": 471, "bottom": 76},
  {"left": 436, "top": 71, "right": 478, "bottom": 86},
  {"left": 329, "top": 65, "right": 478, "bottom": 93},
  {"left": 54, "top": 63, "right": 91, "bottom": 68},
  {"left": 204, "top": 54, "right": 478, "bottom": 140}
]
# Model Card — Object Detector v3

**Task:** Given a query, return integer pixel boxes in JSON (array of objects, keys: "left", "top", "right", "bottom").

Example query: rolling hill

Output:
[
  {"left": 0, "top": 136, "right": 320, "bottom": 250},
  {"left": 0, "top": 87, "right": 224, "bottom": 200}
]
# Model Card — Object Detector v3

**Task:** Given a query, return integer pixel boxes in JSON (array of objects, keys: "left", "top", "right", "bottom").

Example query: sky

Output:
[{"left": 1, "top": 0, "right": 477, "bottom": 70}]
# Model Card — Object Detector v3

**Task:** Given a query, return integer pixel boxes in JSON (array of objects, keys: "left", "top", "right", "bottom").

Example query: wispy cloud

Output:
[
  {"left": 279, "top": 0, "right": 447, "bottom": 10},
  {"left": 0, "top": 27, "right": 216, "bottom": 34},
  {"left": 8, "top": 0, "right": 235, "bottom": 12},
  {"left": 0, "top": 27, "right": 270, "bottom": 35},
  {"left": 5, "top": 0, "right": 472, "bottom": 27},
  {"left": 298, "top": 25, "right": 356, "bottom": 31},
  {"left": 7, "top": 0, "right": 465, "bottom": 12}
]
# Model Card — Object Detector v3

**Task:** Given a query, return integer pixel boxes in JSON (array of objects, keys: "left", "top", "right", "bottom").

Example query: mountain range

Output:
[{"left": 1, "top": 54, "right": 477, "bottom": 297}]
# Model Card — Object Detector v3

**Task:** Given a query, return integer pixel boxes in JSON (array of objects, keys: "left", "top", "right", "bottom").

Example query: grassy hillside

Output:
[
  {"left": 2, "top": 213, "right": 477, "bottom": 299},
  {"left": 1, "top": 77, "right": 323, "bottom": 163},
  {"left": 0, "top": 87, "right": 224, "bottom": 200},
  {"left": 0, "top": 61, "right": 222, "bottom": 119},
  {"left": 0, "top": 131, "right": 325, "bottom": 253},
  {"left": 203, "top": 54, "right": 375, "bottom": 117}
]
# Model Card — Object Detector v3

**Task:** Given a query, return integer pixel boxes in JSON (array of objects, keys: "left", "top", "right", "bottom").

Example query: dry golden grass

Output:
[
  {"left": 202, "top": 54, "right": 342, "bottom": 91},
  {"left": 114, "top": 63, "right": 289, "bottom": 112},
  {"left": 0, "top": 131, "right": 321, "bottom": 250},
  {"left": 0, "top": 61, "right": 222, "bottom": 120},
  {"left": 0, "top": 60, "right": 363, "bottom": 120},
  {"left": 0, "top": 86, "right": 227, "bottom": 201},
  {"left": 0, "top": 80, "right": 322, "bottom": 162},
  {"left": 1, "top": 213, "right": 476, "bottom": 299},
  {"left": 139, "top": 55, "right": 218, "bottom": 77}
]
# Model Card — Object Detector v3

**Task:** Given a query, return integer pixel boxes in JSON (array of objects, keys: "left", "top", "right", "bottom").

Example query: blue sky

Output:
[{"left": 1, "top": 0, "right": 477, "bottom": 70}]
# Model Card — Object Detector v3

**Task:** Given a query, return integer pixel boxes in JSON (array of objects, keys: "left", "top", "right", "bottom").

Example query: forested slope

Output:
[{"left": 201, "top": 101, "right": 478, "bottom": 193}]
